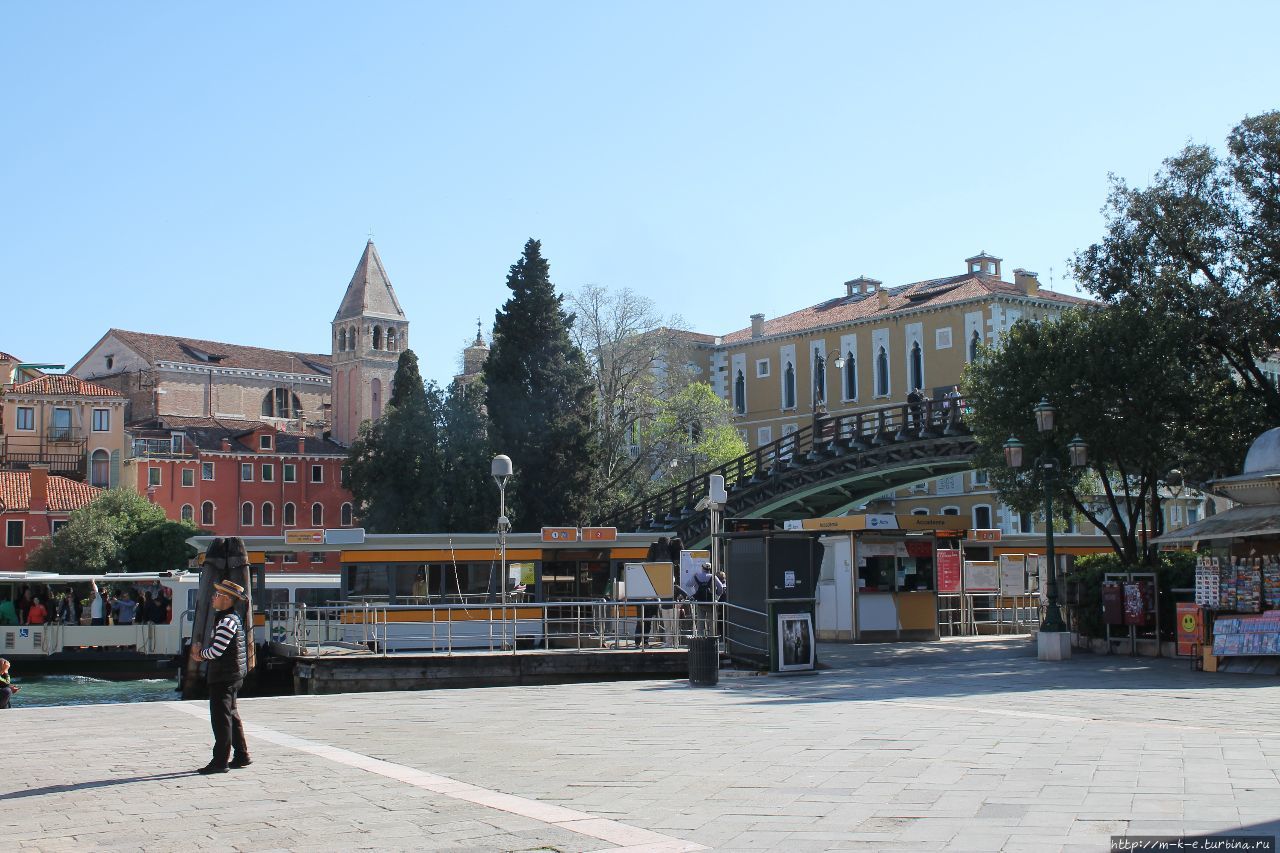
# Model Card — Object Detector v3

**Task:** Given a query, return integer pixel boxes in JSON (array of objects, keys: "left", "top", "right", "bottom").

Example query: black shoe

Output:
[
  {"left": 229, "top": 755, "right": 253, "bottom": 769},
  {"left": 197, "top": 763, "right": 229, "bottom": 775}
]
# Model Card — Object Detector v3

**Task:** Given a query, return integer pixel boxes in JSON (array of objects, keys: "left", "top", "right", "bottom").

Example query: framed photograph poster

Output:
[{"left": 777, "top": 612, "right": 815, "bottom": 671}]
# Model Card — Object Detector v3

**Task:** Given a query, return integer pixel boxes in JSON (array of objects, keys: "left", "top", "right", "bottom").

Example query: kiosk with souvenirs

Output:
[{"left": 1155, "top": 427, "right": 1280, "bottom": 674}]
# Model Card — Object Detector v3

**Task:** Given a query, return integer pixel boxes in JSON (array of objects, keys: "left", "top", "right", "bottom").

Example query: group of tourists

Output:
[{"left": 0, "top": 582, "right": 173, "bottom": 626}]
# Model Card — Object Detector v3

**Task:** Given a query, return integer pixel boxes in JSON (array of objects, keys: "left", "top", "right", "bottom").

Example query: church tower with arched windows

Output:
[{"left": 331, "top": 240, "right": 409, "bottom": 445}]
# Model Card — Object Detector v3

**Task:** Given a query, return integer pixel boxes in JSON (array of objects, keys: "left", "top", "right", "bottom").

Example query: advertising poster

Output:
[
  {"left": 1175, "top": 602, "right": 1204, "bottom": 656},
  {"left": 777, "top": 612, "right": 815, "bottom": 671},
  {"left": 936, "top": 549, "right": 962, "bottom": 593}
]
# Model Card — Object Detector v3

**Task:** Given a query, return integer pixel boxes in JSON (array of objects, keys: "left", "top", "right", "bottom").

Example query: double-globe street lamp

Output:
[
  {"left": 1002, "top": 397, "right": 1088, "bottom": 634},
  {"left": 811, "top": 349, "right": 847, "bottom": 430}
]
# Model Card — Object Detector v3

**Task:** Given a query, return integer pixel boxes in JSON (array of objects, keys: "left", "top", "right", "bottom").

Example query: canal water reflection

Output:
[{"left": 9, "top": 674, "right": 179, "bottom": 708}]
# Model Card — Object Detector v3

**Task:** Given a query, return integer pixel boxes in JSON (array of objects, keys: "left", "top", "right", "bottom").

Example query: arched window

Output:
[
  {"left": 338, "top": 328, "right": 347, "bottom": 352},
  {"left": 349, "top": 326, "right": 357, "bottom": 350},
  {"left": 341, "top": 503, "right": 353, "bottom": 526},
  {"left": 371, "top": 378, "right": 383, "bottom": 420},
  {"left": 969, "top": 330, "right": 981, "bottom": 362},
  {"left": 241, "top": 502, "right": 253, "bottom": 527},
  {"left": 201, "top": 501, "right": 215, "bottom": 526},
  {"left": 283, "top": 502, "right": 296, "bottom": 527},
  {"left": 181, "top": 504, "right": 194, "bottom": 523},
  {"left": 262, "top": 388, "right": 302, "bottom": 419},
  {"left": 909, "top": 342, "right": 923, "bottom": 391},
  {"left": 876, "top": 347, "right": 889, "bottom": 396},
  {"left": 912, "top": 508, "right": 929, "bottom": 516},
  {"left": 386, "top": 327, "right": 397, "bottom": 352},
  {"left": 261, "top": 502, "right": 274, "bottom": 527},
  {"left": 843, "top": 352, "right": 857, "bottom": 400},
  {"left": 783, "top": 362, "right": 796, "bottom": 409},
  {"left": 973, "top": 504, "right": 992, "bottom": 529},
  {"left": 90, "top": 449, "right": 110, "bottom": 488},
  {"left": 941, "top": 506, "right": 961, "bottom": 516},
  {"left": 312, "top": 502, "right": 323, "bottom": 526},
  {"left": 733, "top": 370, "right": 746, "bottom": 415},
  {"left": 814, "top": 352, "right": 826, "bottom": 404},
  {"left": 372, "top": 326, "right": 382, "bottom": 350}
]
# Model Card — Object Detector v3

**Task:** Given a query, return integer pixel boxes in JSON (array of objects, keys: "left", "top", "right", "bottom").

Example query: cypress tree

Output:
[
  {"left": 344, "top": 350, "right": 446, "bottom": 533},
  {"left": 439, "top": 381, "right": 497, "bottom": 531},
  {"left": 485, "top": 239, "right": 598, "bottom": 529}
]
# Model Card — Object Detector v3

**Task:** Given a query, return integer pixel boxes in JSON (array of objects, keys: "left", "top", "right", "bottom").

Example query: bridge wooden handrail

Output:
[{"left": 600, "top": 395, "right": 969, "bottom": 531}]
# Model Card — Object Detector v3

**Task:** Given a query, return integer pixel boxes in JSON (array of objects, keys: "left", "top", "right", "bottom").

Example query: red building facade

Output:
[
  {"left": 124, "top": 416, "right": 351, "bottom": 573},
  {"left": 0, "top": 466, "right": 102, "bottom": 571}
]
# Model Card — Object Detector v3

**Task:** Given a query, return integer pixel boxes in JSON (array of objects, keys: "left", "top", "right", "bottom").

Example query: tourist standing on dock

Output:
[
  {"left": 0, "top": 658, "right": 19, "bottom": 709},
  {"left": 190, "top": 580, "right": 251, "bottom": 774}
]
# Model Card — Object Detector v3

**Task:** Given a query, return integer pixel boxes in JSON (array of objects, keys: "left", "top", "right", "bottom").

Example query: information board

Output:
[
  {"left": 998, "top": 554, "right": 1026, "bottom": 595},
  {"left": 937, "top": 549, "right": 962, "bottom": 593},
  {"left": 963, "top": 561, "right": 999, "bottom": 592}
]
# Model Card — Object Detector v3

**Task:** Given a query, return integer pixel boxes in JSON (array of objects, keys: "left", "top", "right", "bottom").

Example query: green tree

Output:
[
  {"left": 963, "top": 305, "right": 1264, "bottom": 565},
  {"left": 568, "top": 283, "right": 697, "bottom": 515},
  {"left": 344, "top": 349, "right": 447, "bottom": 533},
  {"left": 646, "top": 382, "right": 749, "bottom": 488},
  {"left": 485, "top": 239, "right": 598, "bottom": 528},
  {"left": 27, "top": 488, "right": 192, "bottom": 572},
  {"left": 439, "top": 380, "right": 498, "bottom": 531},
  {"left": 1073, "top": 110, "right": 1280, "bottom": 421}
]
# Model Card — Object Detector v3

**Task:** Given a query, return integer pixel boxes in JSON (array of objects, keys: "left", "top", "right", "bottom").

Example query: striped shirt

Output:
[{"left": 200, "top": 612, "right": 244, "bottom": 661}]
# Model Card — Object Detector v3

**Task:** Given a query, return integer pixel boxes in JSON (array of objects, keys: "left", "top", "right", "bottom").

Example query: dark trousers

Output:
[
  {"left": 208, "top": 678, "right": 248, "bottom": 764},
  {"left": 635, "top": 604, "right": 658, "bottom": 645},
  {"left": 0, "top": 686, "right": 12, "bottom": 709}
]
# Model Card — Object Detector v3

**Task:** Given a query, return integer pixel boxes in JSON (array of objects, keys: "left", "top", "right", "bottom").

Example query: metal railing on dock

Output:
[{"left": 267, "top": 599, "right": 755, "bottom": 659}]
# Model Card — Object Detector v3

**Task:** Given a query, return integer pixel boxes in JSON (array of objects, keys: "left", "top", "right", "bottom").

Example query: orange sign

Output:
[
  {"left": 580, "top": 527, "right": 618, "bottom": 541},
  {"left": 541, "top": 527, "right": 579, "bottom": 542},
  {"left": 972, "top": 529, "right": 1002, "bottom": 541},
  {"left": 1176, "top": 602, "right": 1204, "bottom": 656},
  {"left": 285, "top": 529, "right": 325, "bottom": 545}
]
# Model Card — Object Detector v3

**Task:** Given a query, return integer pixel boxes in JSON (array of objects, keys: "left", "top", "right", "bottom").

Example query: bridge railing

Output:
[{"left": 601, "top": 396, "right": 968, "bottom": 532}]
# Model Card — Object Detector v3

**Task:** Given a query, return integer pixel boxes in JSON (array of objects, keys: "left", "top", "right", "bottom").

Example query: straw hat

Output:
[{"left": 213, "top": 580, "right": 247, "bottom": 602}]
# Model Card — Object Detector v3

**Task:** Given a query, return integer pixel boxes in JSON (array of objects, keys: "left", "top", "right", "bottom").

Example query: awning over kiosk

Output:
[{"left": 1154, "top": 505, "right": 1280, "bottom": 544}]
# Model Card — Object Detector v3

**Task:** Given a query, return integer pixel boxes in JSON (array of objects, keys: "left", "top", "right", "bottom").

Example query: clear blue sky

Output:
[{"left": 4, "top": 2, "right": 1278, "bottom": 387}]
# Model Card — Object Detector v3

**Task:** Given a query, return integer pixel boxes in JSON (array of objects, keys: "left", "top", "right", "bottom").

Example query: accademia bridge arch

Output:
[{"left": 601, "top": 397, "right": 979, "bottom": 547}]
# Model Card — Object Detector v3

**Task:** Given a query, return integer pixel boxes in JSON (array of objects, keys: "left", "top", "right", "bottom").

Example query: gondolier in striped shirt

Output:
[{"left": 190, "top": 580, "right": 251, "bottom": 774}]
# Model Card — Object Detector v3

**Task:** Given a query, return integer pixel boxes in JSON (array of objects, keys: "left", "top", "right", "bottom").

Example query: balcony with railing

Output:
[
  {"left": 130, "top": 437, "right": 197, "bottom": 459},
  {"left": 0, "top": 434, "right": 88, "bottom": 477}
]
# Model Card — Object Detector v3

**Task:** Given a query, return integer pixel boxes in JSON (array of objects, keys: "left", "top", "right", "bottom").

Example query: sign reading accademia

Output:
[{"left": 794, "top": 515, "right": 960, "bottom": 532}]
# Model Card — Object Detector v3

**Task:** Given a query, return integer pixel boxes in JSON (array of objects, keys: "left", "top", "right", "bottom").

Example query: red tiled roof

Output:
[
  {"left": 0, "top": 352, "right": 19, "bottom": 361},
  {"left": 720, "top": 273, "right": 1093, "bottom": 343},
  {"left": 7, "top": 375, "right": 123, "bottom": 397},
  {"left": 106, "top": 329, "right": 332, "bottom": 377},
  {"left": 0, "top": 471, "right": 102, "bottom": 513}
]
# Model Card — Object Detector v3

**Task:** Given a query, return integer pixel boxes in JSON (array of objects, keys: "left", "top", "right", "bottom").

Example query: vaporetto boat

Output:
[{"left": 0, "top": 570, "right": 340, "bottom": 675}]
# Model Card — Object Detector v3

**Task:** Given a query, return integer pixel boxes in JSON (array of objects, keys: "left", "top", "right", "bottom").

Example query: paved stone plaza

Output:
[{"left": 3, "top": 637, "right": 1279, "bottom": 852}]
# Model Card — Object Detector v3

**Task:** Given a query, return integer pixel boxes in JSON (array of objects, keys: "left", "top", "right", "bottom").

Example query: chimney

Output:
[
  {"left": 845, "top": 276, "right": 882, "bottom": 297},
  {"left": 877, "top": 286, "right": 889, "bottom": 310},
  {"left": 1014, "top": 268, "right": 1040, "bottom": 296},
  {"left": 29, "top": 464, "right": 49, "bottom": 512},
  {"left": 297, "top": 436, "right": 306, "bottom": 455},
  {"left": 750, "top": 313, "right": 765, "bottom": 339},
  {"left": 221, "top": 438, "right": 232, "bottom": 452}
]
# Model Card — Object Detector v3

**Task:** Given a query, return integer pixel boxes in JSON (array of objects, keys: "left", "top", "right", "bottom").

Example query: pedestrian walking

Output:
[{"left": 190, "top": 580, "right": 252, "bottom": 774}]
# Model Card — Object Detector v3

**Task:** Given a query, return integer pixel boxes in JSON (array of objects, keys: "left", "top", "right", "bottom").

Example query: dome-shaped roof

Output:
[{"left": 1243, "top": 427, "right": 1280, "bottom": 475}]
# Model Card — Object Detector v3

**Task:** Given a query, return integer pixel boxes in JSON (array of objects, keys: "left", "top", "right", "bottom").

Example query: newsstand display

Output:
[{"left": 1195, "top": 555, "right": 1280, "bottom": 666}]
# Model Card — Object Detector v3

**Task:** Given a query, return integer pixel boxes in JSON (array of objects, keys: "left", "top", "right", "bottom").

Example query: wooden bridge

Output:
[{"left": 601, "top": 397, "right": 979, "bottom": 545}]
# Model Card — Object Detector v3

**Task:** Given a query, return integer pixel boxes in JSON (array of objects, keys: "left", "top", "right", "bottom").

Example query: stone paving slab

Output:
[{"left": 2, "top": 636, "right": 1279, "bottom": 851}]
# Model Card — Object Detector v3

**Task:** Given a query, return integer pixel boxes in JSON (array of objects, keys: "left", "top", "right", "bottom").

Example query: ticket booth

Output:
[{"left": 797, "top": 514, "right": 953, "bottom": 642}]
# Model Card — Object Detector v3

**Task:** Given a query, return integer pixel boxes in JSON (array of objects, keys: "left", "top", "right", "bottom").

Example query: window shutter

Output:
[{"left": 109, "top": 450, "right": 121, "bottom": 488}]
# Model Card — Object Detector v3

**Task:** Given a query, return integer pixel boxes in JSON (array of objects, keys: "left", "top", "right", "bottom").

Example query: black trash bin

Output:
[{"left": 688, "top": 636, "right": 719, "bottom": 686}]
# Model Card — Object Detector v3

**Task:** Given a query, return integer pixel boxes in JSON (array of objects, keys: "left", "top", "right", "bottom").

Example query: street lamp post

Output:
[
  {"left": 491, "top": 455, "right": 513, "bottom": 625},
  {"left": 1003, "top": 397, "right": 1088, "bottom": 641},
  {"left": 811, "top": 348, "right": 847, "bottom": 435}
]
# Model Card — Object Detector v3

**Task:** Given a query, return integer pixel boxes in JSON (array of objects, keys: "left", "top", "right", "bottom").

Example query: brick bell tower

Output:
[{"left": 331, "top": 240, "right": 409, "bottom": 445}]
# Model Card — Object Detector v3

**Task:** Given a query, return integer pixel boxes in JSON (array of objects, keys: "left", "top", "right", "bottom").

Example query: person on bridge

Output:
[{"left": 190, "top": 580, "right": 252, "bottom": 774}]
